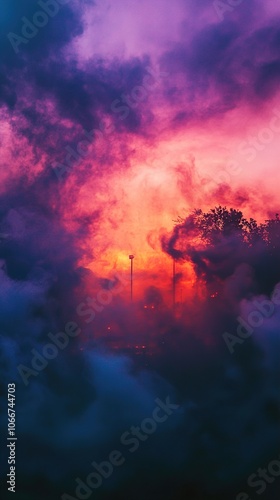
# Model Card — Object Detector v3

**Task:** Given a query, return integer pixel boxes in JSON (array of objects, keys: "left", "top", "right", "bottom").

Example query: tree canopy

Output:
[{"left": 165, "top": 206, "right": 280, "bottom": 294}]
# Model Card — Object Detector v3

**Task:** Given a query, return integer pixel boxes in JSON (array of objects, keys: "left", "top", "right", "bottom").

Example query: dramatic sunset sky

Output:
[
  {"left": 2, "top": 0, "right": 280, "bottom": 301},
  {"left": 2, "top": 3, "right": 280, "bottom": 500}
]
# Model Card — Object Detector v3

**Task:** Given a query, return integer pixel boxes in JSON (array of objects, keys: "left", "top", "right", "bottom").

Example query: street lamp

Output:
[
  {"left": 129, "top": 255, "right": 134, "bottom": 301},
  {"left": 173, "top": 258, "right": 176, "bottom": 313}
]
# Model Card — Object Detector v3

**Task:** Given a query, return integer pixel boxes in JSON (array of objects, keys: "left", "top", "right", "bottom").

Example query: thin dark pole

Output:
[
  {"left": 129, "top": 255, "right": 134, "bottom": 302},
  {"left": 131, "top": 258, "right": 133, "bottom": 301},
  {"left": 173, "top": 259, "right": 176, "bottom": 312}
]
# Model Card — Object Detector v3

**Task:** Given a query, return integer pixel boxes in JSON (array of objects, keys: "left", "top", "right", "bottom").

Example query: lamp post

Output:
[
  {"left": 129, "top": 255, "right": 134, "bottom": 301},
  {"left": 173, "top": 258, "right": 176, "bottom": 313}
]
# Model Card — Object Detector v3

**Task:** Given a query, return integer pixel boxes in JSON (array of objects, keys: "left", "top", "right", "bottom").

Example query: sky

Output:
[
  {"left": 1, "top": 1, "right": 280, "bottom": 499},
  {"left": 2, "top": 0, "right": 280, "bottom": 301}
]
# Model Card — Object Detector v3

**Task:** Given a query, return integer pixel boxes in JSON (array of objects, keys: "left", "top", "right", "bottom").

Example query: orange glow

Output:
[{"left": 63, "top": 122, "right": 280, "bottom": 306}]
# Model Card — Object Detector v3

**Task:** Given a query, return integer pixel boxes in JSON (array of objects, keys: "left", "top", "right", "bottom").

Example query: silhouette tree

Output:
[{"left": 166, "top": 207, "right": 280, "bottom": 295}]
